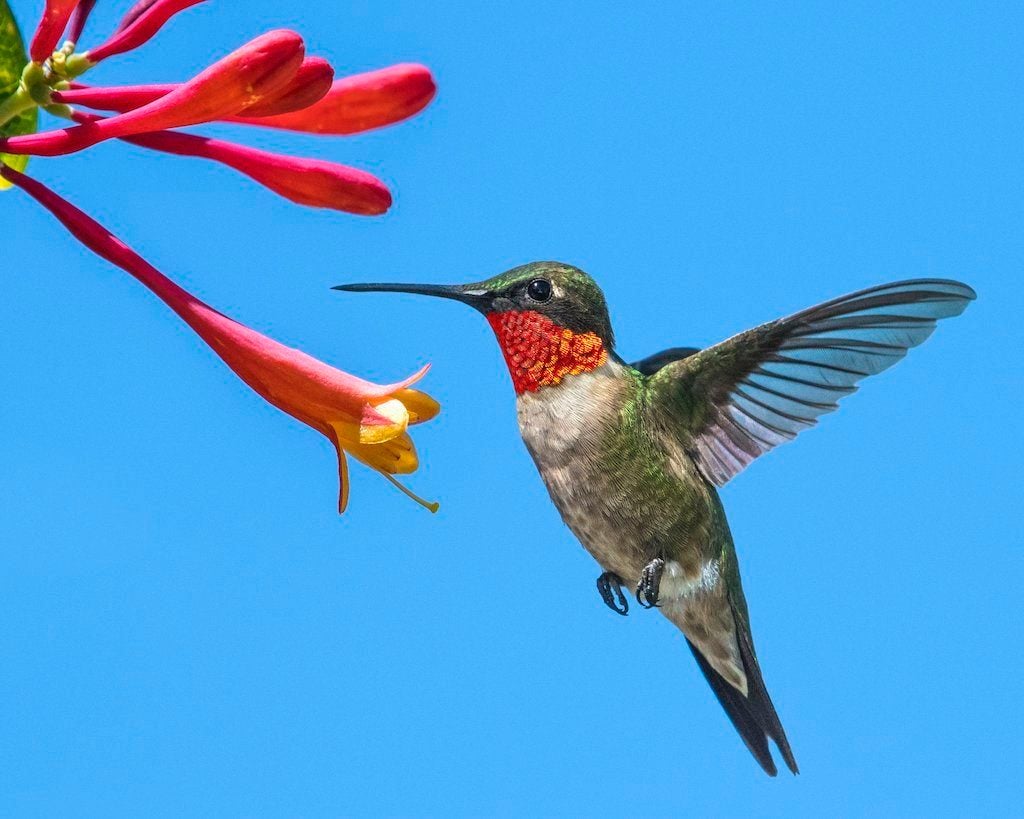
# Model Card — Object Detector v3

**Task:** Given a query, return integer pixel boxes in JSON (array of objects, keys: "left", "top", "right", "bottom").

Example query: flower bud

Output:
[{"left": 87, "top": 0, "right": 207, "bottom": 63}]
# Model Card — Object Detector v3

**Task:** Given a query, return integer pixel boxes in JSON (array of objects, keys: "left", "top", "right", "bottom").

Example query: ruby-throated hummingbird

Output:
[{"left": 336, "top": 264, "right": 975, "bottom": 776}]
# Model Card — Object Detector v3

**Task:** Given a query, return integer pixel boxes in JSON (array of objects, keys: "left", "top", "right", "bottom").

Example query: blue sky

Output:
[{"left": 3, "top": 0, "right": 1021, "bottom": 815}]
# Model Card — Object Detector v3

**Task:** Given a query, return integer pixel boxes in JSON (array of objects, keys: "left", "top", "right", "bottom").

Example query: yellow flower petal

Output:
[
  {"left": 347, "top": 432, "right": 419, "bottom": 475},
  {"left": 395, "top": 388, "right": 441, "bottom": 424}
]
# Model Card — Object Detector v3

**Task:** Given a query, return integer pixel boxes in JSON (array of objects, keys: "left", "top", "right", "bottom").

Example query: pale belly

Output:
[
  {"left": 515, "top": 363, "right": 715, "bottom": 588},
  {"left": 516, "top": 364, "right": 746, "bottom": 691}
]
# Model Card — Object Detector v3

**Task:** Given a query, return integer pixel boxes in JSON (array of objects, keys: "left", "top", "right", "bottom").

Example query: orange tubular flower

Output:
[
  {"left": 56, "top": 63, "right": 437, "bottom": 134},
  {"left": 239, "top": 57, "right": 335, "bottom": 117},
  {"left": 1, "top": 165, "right": 440, "bottom": 513},
  {"left": 242, "top": 63, "right": 437, "bottom": 134},
  {"left": 70, "top": 110, "right": 391, "bottom": 213}
]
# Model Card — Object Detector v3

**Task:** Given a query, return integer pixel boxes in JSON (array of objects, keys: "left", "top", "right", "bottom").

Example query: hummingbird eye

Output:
[{"left": 527, "top": 278, "right": 552, "bottom": 303}]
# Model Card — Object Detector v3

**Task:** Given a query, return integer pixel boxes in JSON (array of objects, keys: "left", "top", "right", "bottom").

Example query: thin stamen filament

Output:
[{"left": 381, "top": 472, "right": 439, "bottom": 513}]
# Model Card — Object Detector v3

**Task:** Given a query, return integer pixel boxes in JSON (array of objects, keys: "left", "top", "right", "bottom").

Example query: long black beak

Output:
[{"left": 332, "top": 281, "right": 492, "bottom": 313}]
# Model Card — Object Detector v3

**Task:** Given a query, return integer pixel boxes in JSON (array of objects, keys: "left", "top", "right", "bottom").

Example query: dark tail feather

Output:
[{"left": 686, "top": 633, "right": 799, "bottom": 776}]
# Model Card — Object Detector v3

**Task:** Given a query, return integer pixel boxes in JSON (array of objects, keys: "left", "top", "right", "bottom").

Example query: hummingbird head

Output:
[{"left": 336, "top": 262, "right": 615, "bottom": 394}]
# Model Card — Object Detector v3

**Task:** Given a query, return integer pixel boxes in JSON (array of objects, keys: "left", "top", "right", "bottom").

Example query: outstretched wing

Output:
[{"left": 648, "top": 279, "right": 976, "bottom": 486}]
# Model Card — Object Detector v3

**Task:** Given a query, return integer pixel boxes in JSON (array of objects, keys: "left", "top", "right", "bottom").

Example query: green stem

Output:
[{"left": 0, "top": 87, "right": 35, "bottom": 130}]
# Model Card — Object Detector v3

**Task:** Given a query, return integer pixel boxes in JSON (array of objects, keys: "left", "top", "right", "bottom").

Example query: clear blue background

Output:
[{"left": 3, "top": 1, "right": 1021, "bottom": 815}]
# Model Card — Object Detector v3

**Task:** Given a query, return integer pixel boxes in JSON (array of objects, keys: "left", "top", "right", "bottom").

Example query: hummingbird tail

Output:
[{"left": 686, "top": 623, "right": 799, "bottom": 777}]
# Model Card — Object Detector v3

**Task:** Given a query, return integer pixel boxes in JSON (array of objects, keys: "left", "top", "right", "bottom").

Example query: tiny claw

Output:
[
  {"left": 636, "top": 557, "right": 665, "bottom": 609},
  {"left": 596, "top": 571, "right": 628, "bottom": 616}
]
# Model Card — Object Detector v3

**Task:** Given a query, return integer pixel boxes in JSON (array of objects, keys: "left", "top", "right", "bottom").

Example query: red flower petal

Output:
[
  {"left": 71, "top": 110, "right": 391, "bottom": 215},
  {"left": 128, "top": 130, "right": 392, "bottom": 214},
  {"left": 115, "top": 0, "right": 162, "bottom": 32},
  {"left": 67, "top": 0, "right": 97, "bottom": 44},
  {"left": 233, "top": 63, "right": 436, "bottom": 134},
  {"left": 53, "top": 83, "right": 173, "bottom": 112},
  {"left": 236, "top": 57, "right": 334, "bottom": 117},
  {"left": 3, "top": 30, "right": 305, "bottom": 156},
  {"left": 87, "top": 0, "right": 206, "bottom": 63},
  {"left": 29, "top": 0, "right": 79, "bottom": 61},
  {"left": 57, "top": 60, "right": 332, "bottom": 116}
]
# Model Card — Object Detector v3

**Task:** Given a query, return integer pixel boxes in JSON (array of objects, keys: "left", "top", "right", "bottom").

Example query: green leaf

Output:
[{"left": 0, "top": 0, "right": 37, "bottom": 188}]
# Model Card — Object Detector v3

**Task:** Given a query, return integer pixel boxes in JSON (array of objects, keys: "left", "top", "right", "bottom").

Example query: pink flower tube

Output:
[
  {"left": 115, "top": 0, "right": 162, "bottom": 32},
  {"left": 54, "top": 83, "right": 182, "bottom": 111},
  {"left": 29, "top": 0, "right": 79, "bottom": 61},
  {"left": 243, "top": 63, "right": 437, "bottom": 134},
  {"left": 86, "top": 0, "right": 207, "bottom": 63},
  {"left": 58, "top": 63, "right": 436, "bottom": 135},
  {"left": 57, "top": 57, "right": 335, "bottom": 117},
  {"left": 67, "top": 0, "right": 97, "bottom": 44},
  {"left": 127, "top": 130, "right": 392, "bottom": 214},
  {"left": 239, "top": 57, "right": 334, "bottom": 117},
  {"left": 71, "top": 111, "right": 391, "bottom": 214}
]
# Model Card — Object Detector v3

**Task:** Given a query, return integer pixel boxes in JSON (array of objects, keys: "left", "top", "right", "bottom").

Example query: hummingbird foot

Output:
[
  {"left": 596, "top": 571, "right": 629, "bottom": 616},
  {"left": 635, "top": 558, "right": 665, "bottom": 609}
]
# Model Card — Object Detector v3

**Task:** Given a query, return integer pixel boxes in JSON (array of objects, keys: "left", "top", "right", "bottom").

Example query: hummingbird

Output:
[{"left": 336, "top": 264, "right": 975, "bottom": 776}]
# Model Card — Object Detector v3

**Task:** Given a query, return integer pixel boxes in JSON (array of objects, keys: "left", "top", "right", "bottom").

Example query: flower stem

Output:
[{"left": 0, "top": 87, "right": 36, "bottom": 130}]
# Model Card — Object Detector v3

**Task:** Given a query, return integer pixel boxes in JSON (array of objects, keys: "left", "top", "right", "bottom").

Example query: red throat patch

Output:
[{"left": 486, "top": 310, "right": 608, "bottom": 394}]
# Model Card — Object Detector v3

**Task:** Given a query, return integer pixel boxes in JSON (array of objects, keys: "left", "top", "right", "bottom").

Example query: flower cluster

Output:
[
  {"left": 2, "top": 0, "right": 436, "bottom": 212},
  {"left": 0, "top": 0, "right": 441, "bottom": 512}
]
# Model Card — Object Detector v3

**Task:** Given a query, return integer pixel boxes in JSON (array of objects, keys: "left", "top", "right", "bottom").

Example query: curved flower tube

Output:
[
  {"left": 240, "top": 57, "right": 334, "bottom": 117},
  {"left": 57, "top": 62, "right": 437, "bottom": 137},
  {"left": 29, "top": 0, "right": 79, "bottom": 61},
  {"left": 85, "top": 0, "right": 207, "bottom": 63},
  {"left": 1, "top": 165, "right": 440, "bottom": 512},
  {"left": 241, "top": 63, "right": 437, "bottom": 134},
  {"left": 72, "top": 111, "right": 392, "bottom": 213},
  {"left": 66, "top": 0, "right": 97, "bottom": 43}
]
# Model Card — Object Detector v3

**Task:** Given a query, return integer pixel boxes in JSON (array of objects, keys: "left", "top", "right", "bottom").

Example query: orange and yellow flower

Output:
[{"left": 1, "top": 165, "right": 440, "bottom": 512}]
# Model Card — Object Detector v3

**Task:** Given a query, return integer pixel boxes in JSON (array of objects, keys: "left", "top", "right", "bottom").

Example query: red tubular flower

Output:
[
  {"left": 67, "top": 0, "right": 97, "bottom": 44},
  {"left": 128, "top": 131, "right": 391, "bottom": 214},
  {"left": 58, "top": 63, "right": 433, "bottom": 134},
  {"left": 115, "top": 0, "right": 161, "bottom": 32},
  {"left": 72, "top": 110, "right": 390, "bottom": 213},
  {"left": 240, "top": 63, "right": 437, "bottom": 134},
  {"left": 239, "top": 57, "right": 334, "bottom": 117},
  {"left": 57, "top": 58, "right": 334, "bottom": 116},
  {"left": 29, "top": 0, "right": 79, "bottom": 61},
  {"left": 54, "top": 83, "right": 175, "bottom": 111},
  {"left": 86, "top": 0, "right": 207, "bottom": 63},
  {"left": 3, "top": 29, "right": 305, "bottom": 156},
  {"left": 1, "top": 165, "right": 440, "bottom": 512}
]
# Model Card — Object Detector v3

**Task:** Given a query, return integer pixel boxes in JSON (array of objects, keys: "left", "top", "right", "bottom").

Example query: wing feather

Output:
[{"left": 649, "top": 279, "right": 975, "bottom": 485}]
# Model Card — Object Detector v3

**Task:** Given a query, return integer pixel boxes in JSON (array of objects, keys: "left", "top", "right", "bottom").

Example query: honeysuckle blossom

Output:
[
  {"left": 54, "top": 63, "right": 438, "bottom": 134},
  {"left": 1, "top": 164, "right": 440, "bottom": 512},
  {"left": 71, "top": 111, "right": 392, "bottom": 213},
  {"left": 1, "top": 1, "right": 441, "bottom": 511},
  {"left": 0, "top": 0, "right": 436, "bottom": 211},
  {"left": 28, "top": 0, "right": 77, "bottom": 61},
  {"left": 238, "top": 63, "right": 439, "bottom": 135},
  {"left": 83, "top": 0, "right": 207, "bottom": 64},
  {"left": 66, "top": 0, "right": 96, "bottom": 43},
  {"left": 5, "top": 28, "right": 308, "bottom": 156}
]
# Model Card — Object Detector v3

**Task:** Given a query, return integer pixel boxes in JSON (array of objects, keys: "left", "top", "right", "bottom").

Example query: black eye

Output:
[{"left": 527, "top": 278, "right": 552, "bottom": 302}]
